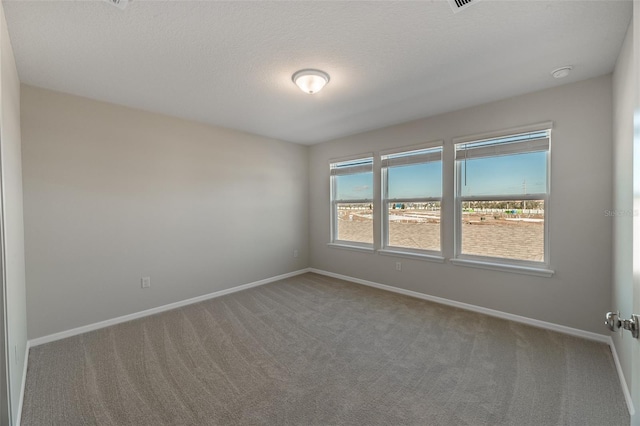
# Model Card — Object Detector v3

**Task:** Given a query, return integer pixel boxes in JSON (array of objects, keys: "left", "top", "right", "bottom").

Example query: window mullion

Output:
[{"left": 460, "top": 194, "right": 546, "bottom": 202}]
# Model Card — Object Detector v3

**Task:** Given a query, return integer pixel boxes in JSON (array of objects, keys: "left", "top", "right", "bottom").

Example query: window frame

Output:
[
  {"left": 329, "top": 153, "right": 375, "bottom": 250},
  {"left": 380, "top": 141, "right": 444, "bottom": 258},
  {"left": 452, "top": 123, "right": 552, "bottom": 272}
]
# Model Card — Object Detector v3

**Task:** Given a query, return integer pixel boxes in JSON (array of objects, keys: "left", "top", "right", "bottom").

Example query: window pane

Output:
[
  {"left": 335, "top": 172, "right": 373, "bottom": 201},
  {"left": 460, "top": 200, "right": 544, "bottom": 262},
  {"left": 460, "top": 151, "right": 546, "bottom": 197},
  {"left": 336, "top": 203, "right": 373, "bottom": 244},
  {"left": 388, "top": 162, "right": 442, "bottom": 199},
  {"left": 387, "top": 202, "right": 440, "bottom": 251}
]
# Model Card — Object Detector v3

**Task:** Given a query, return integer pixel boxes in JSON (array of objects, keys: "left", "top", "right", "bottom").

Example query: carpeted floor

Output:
[{"left": 21, "top": 273, "right": 629, "bottom": 425}]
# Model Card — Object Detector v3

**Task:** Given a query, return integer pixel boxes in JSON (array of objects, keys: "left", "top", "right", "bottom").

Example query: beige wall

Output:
[
  {"left": 612, "top": 18, "right": 635, "bottom": 418},
  {"left": 310, "top": 75, "right": 613, "bottom": 334},
  {"left": 21, "top": 85, "right": 309, "bottom": 339},
  {"left": 0, "top": 2, "right": 26, "bottom": 424}
]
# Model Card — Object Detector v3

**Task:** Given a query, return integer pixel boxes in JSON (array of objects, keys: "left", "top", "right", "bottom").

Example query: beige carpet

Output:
[{"left": 21, "top": 273, "right": 629, "bottom": 425}]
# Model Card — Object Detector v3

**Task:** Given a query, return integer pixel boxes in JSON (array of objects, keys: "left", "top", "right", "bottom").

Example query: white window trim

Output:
[
  {"left": 377, "top": 248, "right": 445, "bottom": 263},
  {"left": 452, "top": 121, "right": 554, "bottom": 145},
  {"left": 329, "top": 154, "right": 374, "bottom": 249},
  {"left": 449, "top": 258, "right": 554, "bottom": 277},
  {"left": 328, "top": 152, "right": 376, "bottom": 165},
  {"left": 453, "top": 127, "right": 552, "bottom": 272},
  {"left": 381, "top": 142, "right": 444, "bottom": 256},
  {"left": 379, "top": 140, "right": 444, "bottom": 157},
  {"left": 327, "top": 242, "right": 375, "bottom": 253}
]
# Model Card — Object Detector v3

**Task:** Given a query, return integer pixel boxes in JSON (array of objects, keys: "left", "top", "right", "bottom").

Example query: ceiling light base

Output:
[
  {"left": 551, "top": 66, "right": 573, "bottom": 79},
  {"left": 292, "top": 69, "right": 330, "bottom": 94}
]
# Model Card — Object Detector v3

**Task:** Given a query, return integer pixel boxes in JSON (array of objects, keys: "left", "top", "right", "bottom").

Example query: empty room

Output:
[{"left": 0, "top": 0, "right": 638, "bottom": 425}]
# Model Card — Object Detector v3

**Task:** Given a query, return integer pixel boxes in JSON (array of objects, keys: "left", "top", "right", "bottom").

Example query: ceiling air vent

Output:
[
  {"left": 105, "top": 0, "right": 130, "bottom": 10},
  {"left": 448, "top": 0, "right": 480, "bottom": 13}
]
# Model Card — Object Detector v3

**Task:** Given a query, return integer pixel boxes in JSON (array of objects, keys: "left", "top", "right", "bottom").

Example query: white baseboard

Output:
[
  {"left": 28, "top": 268, "right": 311, "bottom": 348},
  {"left": 309, "top": 268, "right": 609, "bottom": 343},
  {"left": 311, "top": 268, "right": 640, "bottom": 416},
  {"left": 310, "top": 269, "right": 640, "bottom": 417},
  {"left": 15, "top": 340, "right": 30, "bottom": 426},
  {"left": 21, "top": 267, "right": 635, "bottom": 421},
  {"left": 608, "top": 336, "right": 636, "bottom": 419}
]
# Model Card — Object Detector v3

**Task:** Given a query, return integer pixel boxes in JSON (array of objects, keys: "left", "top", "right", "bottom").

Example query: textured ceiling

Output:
[{"left": 3, "top": 0, "right": 632, "bottom": 145}]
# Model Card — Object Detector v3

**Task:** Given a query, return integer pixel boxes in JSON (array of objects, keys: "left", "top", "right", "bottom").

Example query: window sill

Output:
[
  {"left": 327, "top": 242, "right": 374, "bottom": 253},
  {"left": 450, "top": 258, "right": 554, "bottom": 277},
  {"left": 377, "top": 249, "right": 445, "bottom": 263}
]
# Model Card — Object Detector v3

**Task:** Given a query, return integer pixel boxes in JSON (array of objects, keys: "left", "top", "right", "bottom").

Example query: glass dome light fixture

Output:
[
  {"left": 551, "top": 66, "right": 573, "bottom": 79},
  {"left": 292, "top": 69, "right": 330, "bottom": 94}
]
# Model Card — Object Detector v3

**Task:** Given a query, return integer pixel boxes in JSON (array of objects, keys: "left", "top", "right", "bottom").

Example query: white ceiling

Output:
[{"left": 3, "top": 0, "right": 632, "bottom": 145}]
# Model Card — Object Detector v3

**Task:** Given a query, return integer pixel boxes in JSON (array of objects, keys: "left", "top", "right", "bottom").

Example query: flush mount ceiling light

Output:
[
  {"left": 104, "top": 0, "right": 129, "bottom": 10},
  {"left": 292, "top": 69, "right": 330, "bottom": 94},
  {"left": 551, "top": 66, "right": 573, "bottom": 79}
]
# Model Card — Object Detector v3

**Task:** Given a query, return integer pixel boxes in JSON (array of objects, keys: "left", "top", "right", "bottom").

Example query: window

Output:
[
  {"left": 454, "top": 129, "right": 550, "bottom": 266},
  {"left": 330, "top": 156, "right": 374, "bottom": 247},
  {"left": 381, "top": 145, "right": 443, "bottom": 255}
]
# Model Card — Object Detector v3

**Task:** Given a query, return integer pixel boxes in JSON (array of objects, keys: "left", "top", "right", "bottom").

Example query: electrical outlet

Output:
[
  {"left": 141, "top": 276, "right": 151, "bottom": 288},
  {"left": 293, "top": 249, "right": 299, "bottom": 258},
  {"left": 395, "top": 262, "right": 402, "bottom": 271}
]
